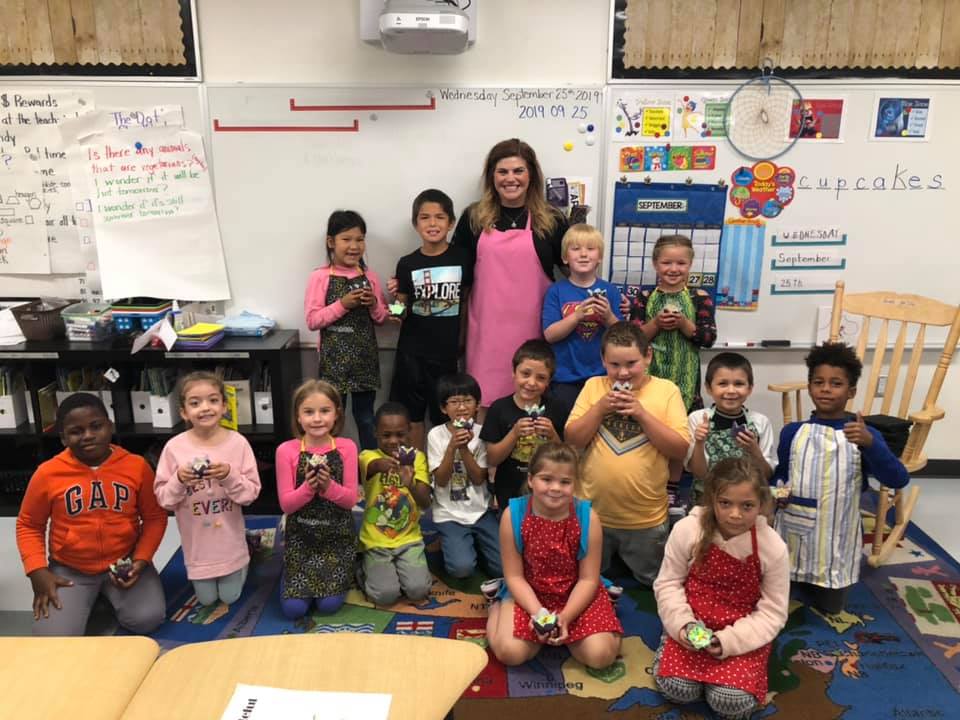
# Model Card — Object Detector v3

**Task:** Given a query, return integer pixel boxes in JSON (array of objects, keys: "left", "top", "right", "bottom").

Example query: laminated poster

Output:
[
  {"left": 674, "top": 93, "right": 729, "bottom": 139},
  {"left": 611, "top": 95, "right": 673, "bottom": 141},
  {"left": 788, "top": 98, "right": 845, "bottom": 141},
  {"left": 871, "top": 97, "right": 931, "bottom": 140},
  {"left": 729, "top": 162, "right": 796, "bottom": 219},
  {"left": 716, "top": 219, "right": 764, "bottom": 311}
]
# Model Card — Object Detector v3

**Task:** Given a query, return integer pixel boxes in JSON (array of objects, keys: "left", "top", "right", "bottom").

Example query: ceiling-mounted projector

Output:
[{"left": 376, "top": 0, "right": 472, "bottom": 54}]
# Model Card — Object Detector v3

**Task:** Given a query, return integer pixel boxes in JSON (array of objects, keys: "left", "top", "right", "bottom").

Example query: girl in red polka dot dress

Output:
[
  {"left": 653, "top": 458, "right": 789, "bottom": 720},
  {"left": 486, "top": 442, "right": 622, "bottom": 670}
]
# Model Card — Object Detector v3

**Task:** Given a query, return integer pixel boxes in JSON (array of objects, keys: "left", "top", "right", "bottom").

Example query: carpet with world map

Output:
[{"left": 144, "top": 512, "right": 960, "bottom": 719}]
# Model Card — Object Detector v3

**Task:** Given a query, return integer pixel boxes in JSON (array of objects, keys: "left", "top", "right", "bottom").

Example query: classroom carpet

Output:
[{"left": 145, "top": 510, "right": 960, "bottom": 719}]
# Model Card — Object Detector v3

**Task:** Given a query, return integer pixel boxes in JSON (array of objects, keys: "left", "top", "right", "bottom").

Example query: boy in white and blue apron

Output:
[{"left": 772, "top": 343, "right": 909, "bottom": 615}]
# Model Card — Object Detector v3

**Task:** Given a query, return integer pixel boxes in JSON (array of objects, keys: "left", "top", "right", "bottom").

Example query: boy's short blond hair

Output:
[{"left": 561, "top": 223, "right": 605, "bottom": 260}]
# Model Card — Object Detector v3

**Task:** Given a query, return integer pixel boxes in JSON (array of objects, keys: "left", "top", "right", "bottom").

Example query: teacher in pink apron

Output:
[{"left": 452, "top": 139, "right": 568, "bottom": 407}]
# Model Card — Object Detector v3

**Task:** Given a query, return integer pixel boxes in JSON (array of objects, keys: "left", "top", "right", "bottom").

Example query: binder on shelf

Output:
[
  {"left": 0, "top": 390, "right": 28, "bottom": 430},
  {"left": 38, "top": 382, "right": 58, "bottom": 433},
  {"left": 220, "top": 384, "right": 239, "bottom": 431},
  {"left": 254, "top": 391, "right": 273, "bottom": 426},
  {"left": 223, "top": 379, "right": 252, "bottom": 426},
  {"left": 150, "top": 393, "right": 178, "bottom": 429},
  {"left": 131, "top": 391, "right": 153, "bottom": 424}
]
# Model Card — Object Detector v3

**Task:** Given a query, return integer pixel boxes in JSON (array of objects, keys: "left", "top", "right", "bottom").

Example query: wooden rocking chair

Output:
[{"left": 769, "top": 281, "right": 960, "bottom": 567}]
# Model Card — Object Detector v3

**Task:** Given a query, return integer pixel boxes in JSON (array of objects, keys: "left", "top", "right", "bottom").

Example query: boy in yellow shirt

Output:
[
  {"left": 358, "top": 402, "right": 433, "bottom": 605},
  {"left": 566, "top": 322, "right": 690, "bottom": 586}
]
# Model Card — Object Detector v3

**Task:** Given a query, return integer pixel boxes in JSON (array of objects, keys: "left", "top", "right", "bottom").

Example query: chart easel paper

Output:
[
  {"left": 74, "top": 126, "right": 230, "bottom": 301},
  {"left": 0, "top": 88, "right": 94, "bottom": 273},
  {"left": 219, "top": 684, "right": 391, "bottom": 720}
]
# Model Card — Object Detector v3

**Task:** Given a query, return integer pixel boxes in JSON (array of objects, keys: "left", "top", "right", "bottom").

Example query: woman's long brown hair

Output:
[{"left": 470, "top": 138, "right": 559, "bottom": 238}]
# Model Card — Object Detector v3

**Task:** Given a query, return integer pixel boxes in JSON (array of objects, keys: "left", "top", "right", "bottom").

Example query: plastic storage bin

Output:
[
  {"left": 61, "top": 303, "right": 113, "bottom": 342},
  {"left": 110, "top": 298, "right": 172, "bottom": 333},
  {"left": 11, "top": 300, "right": 70, "bottom": 341}
]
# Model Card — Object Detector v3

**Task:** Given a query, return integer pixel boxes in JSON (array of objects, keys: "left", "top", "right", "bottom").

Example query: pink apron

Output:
[{"left": 466, "top": 214, "right": 551, "bottom": 405}]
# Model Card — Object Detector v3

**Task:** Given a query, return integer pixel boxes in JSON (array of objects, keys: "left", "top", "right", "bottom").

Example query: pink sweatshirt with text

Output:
[{"left": 155, "top": 430, "right": 261, "bottom": 580}]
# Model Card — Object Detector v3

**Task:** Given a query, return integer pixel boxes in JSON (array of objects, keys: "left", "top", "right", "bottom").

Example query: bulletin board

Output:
[{"left": 601, "top": 82, "right": 960, "bottom": 345}]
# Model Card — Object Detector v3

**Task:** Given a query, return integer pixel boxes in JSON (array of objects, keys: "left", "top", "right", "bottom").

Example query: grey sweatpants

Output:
[
  {"left": 32, "top": 561, "right": 166, "bottom": 637},
  {"left": 361, "top": 542, "right": 432, "bottom": 606}
]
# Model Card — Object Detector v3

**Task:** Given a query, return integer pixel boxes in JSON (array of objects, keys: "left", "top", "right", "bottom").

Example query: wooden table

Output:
[
  {"left": 0, "top": 636, "right": 159, "bottom": 719},
  {"left": 121, "top": 633, "right": 488, "bottom": 720}
]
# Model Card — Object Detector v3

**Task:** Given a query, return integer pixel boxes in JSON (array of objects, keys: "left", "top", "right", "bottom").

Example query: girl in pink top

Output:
[
  {"left": 653, "top": 457, "right": 789, "bottom": 720},
  {"left": 275, "top": 379, "right": 359, "bottom": 619},
  {"left": 304, "top": 210, "right": 388, "bottom": 450},
  {"left": 155, "top": 372, "right": 261, "bottom": 607}
]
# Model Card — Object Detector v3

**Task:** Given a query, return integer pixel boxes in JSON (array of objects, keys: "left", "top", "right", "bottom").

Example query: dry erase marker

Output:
[{"left": 721, "top": 341, "right": 757, "bottom": 348}]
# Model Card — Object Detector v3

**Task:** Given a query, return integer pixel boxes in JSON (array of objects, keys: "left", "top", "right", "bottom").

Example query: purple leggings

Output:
[{"left": 280, "top": 592, "right": 346, "bottom": 620}]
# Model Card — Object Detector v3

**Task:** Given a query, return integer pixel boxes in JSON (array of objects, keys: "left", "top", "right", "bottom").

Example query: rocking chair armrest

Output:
[
  {"left": 908, "top": 406, "right": 945, "bottom": 425},
  {"left": 767, "top": 381, "right": 806, "bottom": 393}
]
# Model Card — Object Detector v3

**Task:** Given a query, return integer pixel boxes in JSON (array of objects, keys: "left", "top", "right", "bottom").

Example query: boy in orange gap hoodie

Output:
[{"left": 16, "top": 394, "right": 168, "bottom": 636}]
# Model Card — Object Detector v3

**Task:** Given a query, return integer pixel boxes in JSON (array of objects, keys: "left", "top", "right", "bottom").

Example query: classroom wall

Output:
[
  {"left": 194, "top": 0, "right": 959, "bottom": 461},
  {"left": 196, "top": 0, "right": 609, "bottom": 84}
]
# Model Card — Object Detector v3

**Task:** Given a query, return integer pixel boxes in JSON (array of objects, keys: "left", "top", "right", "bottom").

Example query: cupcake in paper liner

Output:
[
  {"left": 611, "top": 381, "right": 633, "bottom": 393},
  {"left": 109, "top": 557, "right": 134, "bottom": 582},
  {"left": 191, "top": 455, "right": 212, "bottom": 478},
  {"left": 687, "top": 621, "right": 713, "bottom": 650},
  {"left": 452, "top": 418, "right": 474, "bottom": 431},
  {"left": 524, "top": 404, "right": 546, "bottom": 419},
  {"left": 396, "top": 445, "right": 417, "bottom": 466},
  {"left": 532, "top": 607, "right": 558, "bottom": 636}
]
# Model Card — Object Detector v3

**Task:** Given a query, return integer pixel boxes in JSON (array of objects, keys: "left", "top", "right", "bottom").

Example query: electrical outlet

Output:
[{"left": 877, "top": 375, "right": 888, "bottom": 398}]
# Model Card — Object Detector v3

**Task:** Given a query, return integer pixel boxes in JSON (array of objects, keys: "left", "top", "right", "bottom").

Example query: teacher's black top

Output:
[{"left": 451, "top": 203, "right": 568, "bottom": 281}]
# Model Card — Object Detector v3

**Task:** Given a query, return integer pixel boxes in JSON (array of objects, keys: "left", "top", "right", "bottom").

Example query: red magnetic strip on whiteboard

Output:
[
  {"left": 213, "top": 119, "right": 359, "bottom": 132},
  {"left": 288, "top": 97, "right": 436, "bottom": 112}
]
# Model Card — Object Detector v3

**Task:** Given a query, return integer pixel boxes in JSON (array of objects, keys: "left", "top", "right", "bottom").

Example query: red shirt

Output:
[{"left": 16, "top": 446, "right": 168, "bottom": 575}]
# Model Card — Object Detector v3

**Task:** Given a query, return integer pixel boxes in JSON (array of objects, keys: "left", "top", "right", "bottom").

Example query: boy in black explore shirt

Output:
[{"left": 389, "top": 189, "right": 473, "bottom": 449}]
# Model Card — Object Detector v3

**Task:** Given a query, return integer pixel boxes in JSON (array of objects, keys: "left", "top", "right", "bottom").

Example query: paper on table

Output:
[
  {"left": 0, "top": 308, "right": 27, "bottom": 346},
  {"left": 219, "top": 684, "right": 391, "bottom": 720}
]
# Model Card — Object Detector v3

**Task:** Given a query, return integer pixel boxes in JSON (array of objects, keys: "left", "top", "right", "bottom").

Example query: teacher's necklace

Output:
[{"left": 501, "top": 206, "right": 527, "bottom": 229}]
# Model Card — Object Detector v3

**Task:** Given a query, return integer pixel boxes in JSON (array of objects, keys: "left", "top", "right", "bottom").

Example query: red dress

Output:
[
  {"left": 657, "top": 526, "right": 770, "bottom": 703},
  {"left": 512, "top": 500, "right": 623, "bottom": 643}
]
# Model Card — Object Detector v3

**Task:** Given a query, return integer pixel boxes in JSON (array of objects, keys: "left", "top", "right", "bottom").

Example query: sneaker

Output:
[{"left": 481, "top": 577, "right": 503, "bottom": 601}]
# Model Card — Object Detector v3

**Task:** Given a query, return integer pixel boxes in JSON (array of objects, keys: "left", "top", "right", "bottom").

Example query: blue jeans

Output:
[
  {"left": 434, "top": 510, "right": 502, "bottom": 578},
  {"left": 348, "top": 390, "right": 377, "bottom": 450}
]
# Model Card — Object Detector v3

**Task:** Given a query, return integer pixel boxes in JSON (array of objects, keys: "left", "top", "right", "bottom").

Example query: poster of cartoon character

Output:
[
  {"left": 674, "top": 93, "right": 729, "bottom": 139},
  {"left": 788, "top": 99, "right": 845, "bottom": 141},
  {"left": 871, "top": 97, "right": 931, "bottom": 140}
]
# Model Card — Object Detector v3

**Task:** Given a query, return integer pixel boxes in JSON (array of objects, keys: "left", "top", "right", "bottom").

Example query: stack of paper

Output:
[
  {"left": 219, "top": 684, "right": 391, "bottom": 720},
  {"left": 222, "top": 311, "right": 275, "bottom": 337},
  {"left": 176, "top": 322, "right": 225, "bottom": 350},
  {"left": 0, "top": 307, "right": 27, "bottom": 346}
]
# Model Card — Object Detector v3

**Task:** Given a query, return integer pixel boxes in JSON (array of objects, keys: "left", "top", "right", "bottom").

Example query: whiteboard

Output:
[
  {"left": 601, "top": 82, "right": 959, "bottom": 346},
  {"left": 0, "top": 82, "right": 205, "bottom": 298},
  {"left": 207, "top": 85, "right": 605, "bottom": 339}
]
